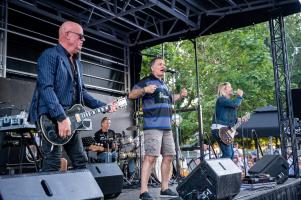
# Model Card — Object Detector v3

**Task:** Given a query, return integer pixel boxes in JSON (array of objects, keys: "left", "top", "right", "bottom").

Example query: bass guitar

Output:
[
  {"left": 218, "top": 112, "right": 250, "bottom": 145},
  {"left": 39, "top": 97, "right": 127, "bottom": 146}
]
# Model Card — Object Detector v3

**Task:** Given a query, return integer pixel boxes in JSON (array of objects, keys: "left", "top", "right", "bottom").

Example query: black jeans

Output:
[{"left": 41, "top": 132, "right": 88, "bottom": 172}]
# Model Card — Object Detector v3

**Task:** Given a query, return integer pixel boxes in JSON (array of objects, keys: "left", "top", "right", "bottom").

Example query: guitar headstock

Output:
[{"left": 114, "top": 97, "right": 127, "bottom": 109}]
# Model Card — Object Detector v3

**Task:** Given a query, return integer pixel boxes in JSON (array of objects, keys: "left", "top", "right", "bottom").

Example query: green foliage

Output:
[
  {"left": 285, "top": 13, "right": 301, "bottom": 88},
  {"left": 140, "top": 14, "right": 301, "bottom": 145}
]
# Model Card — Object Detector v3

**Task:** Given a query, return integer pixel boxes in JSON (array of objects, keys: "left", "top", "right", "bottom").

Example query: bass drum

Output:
[{"left": 152, "top": 155, "right": 173, "bottom": 183}]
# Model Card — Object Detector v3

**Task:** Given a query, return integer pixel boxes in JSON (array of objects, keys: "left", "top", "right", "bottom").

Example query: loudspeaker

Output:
[
  {"left": 249, "top": 155, "right": 289, "bottom": 179},
  {"left": 177, "top": 158, "right": 241, "bottom": 200},
  {"left": 0, "top": 169, "right": 104, "bottom": 200},
  {"left": 87, "top": 163, "right": 123, "bottom": 198},
  {"left": 292, "top": 89, "right": 301, "bottom": 119}
]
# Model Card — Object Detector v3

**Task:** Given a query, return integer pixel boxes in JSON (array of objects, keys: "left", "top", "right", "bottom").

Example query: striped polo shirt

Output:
[{"left": 133, "top": 74, "right": 173, "bottom": 130}]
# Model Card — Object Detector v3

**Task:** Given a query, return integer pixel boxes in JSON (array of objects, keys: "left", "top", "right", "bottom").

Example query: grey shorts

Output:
[{"left": 143, "top": 129, "right": 176, "bottom": 156}]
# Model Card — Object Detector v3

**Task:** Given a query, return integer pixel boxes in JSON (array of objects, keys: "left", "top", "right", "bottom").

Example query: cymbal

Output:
[{"left": 126, "top": 125, "right": 141, "bottom": 131}]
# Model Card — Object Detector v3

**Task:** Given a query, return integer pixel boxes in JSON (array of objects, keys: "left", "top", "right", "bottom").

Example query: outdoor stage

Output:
[{"left": 115, "top": 178, "right": 301, "bottom": 200}]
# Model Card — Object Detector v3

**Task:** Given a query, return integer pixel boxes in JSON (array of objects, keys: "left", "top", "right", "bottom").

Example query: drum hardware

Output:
[
  {"left": 121, "top": 159, "right": 133, "bottom": 185},
  {"left": 117, "top": 131, "right": 138, "bottom": 185},
  {"left": 126, "top": 125, "right": 141, "bottom": 131},
  {"left": 118, "top": 123, "right": 144, "bottom": 184}
]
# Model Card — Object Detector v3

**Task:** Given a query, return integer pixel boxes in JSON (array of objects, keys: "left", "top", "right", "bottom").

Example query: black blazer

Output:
[{"left": 28, "top": 44, "right": 106, "bottom": 123}]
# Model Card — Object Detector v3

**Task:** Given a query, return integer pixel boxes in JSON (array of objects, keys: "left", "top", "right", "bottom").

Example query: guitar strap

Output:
[{"left": 75, "top": 59, "right": 85, "bottom": 107}]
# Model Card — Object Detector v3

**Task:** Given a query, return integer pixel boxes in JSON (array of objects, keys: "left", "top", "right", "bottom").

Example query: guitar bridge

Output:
[{"left": 75, "top": 114, "right": 82, "bottom": 123}]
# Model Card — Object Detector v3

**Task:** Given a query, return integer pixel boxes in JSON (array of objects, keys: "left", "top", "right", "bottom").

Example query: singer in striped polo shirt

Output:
[{"left": 129, "top": 57, "right": 187, "bottom": 200}]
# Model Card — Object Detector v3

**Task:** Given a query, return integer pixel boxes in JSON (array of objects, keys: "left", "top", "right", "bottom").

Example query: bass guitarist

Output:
[
  {"left": 28, "top": 21, "right": 116, "bottom": 172},
  {"left": 211, "top": 82, "right": 243, "bottom": 159}
]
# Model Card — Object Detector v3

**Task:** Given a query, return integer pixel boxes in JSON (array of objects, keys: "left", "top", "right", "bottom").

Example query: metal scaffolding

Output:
[{"left": 269, "top": 15, "right": 299, "bottom": 177}]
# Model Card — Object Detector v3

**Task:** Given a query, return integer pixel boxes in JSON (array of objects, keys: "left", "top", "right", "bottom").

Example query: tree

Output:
[{"left": 285, "top": 13, "right": 301, "bottom": 88}]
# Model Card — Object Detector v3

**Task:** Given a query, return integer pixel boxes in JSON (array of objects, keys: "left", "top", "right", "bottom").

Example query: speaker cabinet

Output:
[
  {"left": 87, "top": 163, "right": 123, "bottom": 198},
  {"left": 0, "top": 169, "right": 104, "bottom": 200},
  {"left": 292, "top": 89, "right": 301, "bottom": 119},
  {"left": 249, "top": 155, "right": 289, "bottom": 178},
  {"left": 177, "top": 158, "right": 242, "bottom": 200}
]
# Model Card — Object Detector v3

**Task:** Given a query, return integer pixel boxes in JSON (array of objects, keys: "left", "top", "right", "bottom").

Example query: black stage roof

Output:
[{"left": 9, "top": 0, "right": 301, "bottom": 49}]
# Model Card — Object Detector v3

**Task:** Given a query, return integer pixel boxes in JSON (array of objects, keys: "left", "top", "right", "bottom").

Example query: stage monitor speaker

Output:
[
  {"left": 249, "top": 155, "right": 289, "bottom": 180},
  {"left": 87, "top": 163, "right": 123, "bottom": 198},
  {"left": 177, "top": 158, "right": 241, "bottom": 200},
  {"left": 0, "top": 169, "right": 104, "bottom": 200}
]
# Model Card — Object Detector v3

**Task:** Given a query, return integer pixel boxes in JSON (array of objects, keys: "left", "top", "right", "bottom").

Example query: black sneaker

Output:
[
  {"left": 160, "top": 188, "right": 178, "bottom": 197},
  {"left": 139, "top": 192, "right": 153, "bottom": 200}
]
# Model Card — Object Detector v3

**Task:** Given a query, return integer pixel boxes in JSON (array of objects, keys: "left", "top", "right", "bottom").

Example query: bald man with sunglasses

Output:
[{"left": 28, "top": 21, "right": 116, "bottom": 172}]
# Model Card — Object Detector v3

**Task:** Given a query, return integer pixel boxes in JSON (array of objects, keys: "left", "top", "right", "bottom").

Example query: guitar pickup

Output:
[
  {"left": 75, "top": 114, "right": 81, "bottom": 123},
  {"left": 77, "top": 119, "right": 92, "bottom": 131}
]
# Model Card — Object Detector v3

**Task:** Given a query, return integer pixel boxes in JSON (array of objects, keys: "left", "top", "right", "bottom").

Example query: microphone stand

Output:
[
  {"left": 167, "top": 70, "right": 181, "bottom": 180},
  {"left": 241, "top": 117, "right": 247, "bottom": 177},
  {"left": 174, "top": 123, "right": 181, "bottom": 178},
  {"left": 106, "top": 141, "right": 110, "bottom": 163},
  {"left": 138, "top": 118, "right": 142, "bottom": 181},
  {"left": 252, "top": 129, "right": 263, "bottom": 159},
  {"left": 134, "top": 113, "right": 143, "bottom": 181}
]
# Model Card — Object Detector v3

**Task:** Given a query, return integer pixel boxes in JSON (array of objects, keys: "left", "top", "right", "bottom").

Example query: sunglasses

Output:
[{"left": 67, "top": 31, "right": 85, "bottom": 40}]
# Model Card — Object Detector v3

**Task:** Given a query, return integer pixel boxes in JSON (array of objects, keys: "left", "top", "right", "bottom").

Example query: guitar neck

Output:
[
  {"left": 80, "top": 105, "right": 110, "bottom": 120},
  {"left": 232, "top": 113, "right": 250, "bottom": 130},
  {"left": 232, "top": 120, "right": 242, "bottom": 130}
]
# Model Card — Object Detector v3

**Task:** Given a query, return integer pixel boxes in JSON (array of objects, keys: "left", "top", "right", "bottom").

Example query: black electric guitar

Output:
[
  {"left": 218, "top": 112, "right": 250, "bottom": 145},
  {"left": 39, "top": 97, "right": 127, "bottom": 146}
]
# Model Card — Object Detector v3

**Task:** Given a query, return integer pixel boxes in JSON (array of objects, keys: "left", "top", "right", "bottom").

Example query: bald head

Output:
[
  {"left": 58, "top": 21, "right": 85, "bottom": 55},
  {"left": 59, "top": 21, "right": 81, "bottom": 38}
]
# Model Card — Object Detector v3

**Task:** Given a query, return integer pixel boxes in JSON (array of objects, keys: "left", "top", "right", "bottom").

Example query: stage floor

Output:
[
  {"left": 114, "top": 178, "right": 301, "bottom": 200},
  {"left": 115, "top": 184, "right": 178, "bottom": 200}
]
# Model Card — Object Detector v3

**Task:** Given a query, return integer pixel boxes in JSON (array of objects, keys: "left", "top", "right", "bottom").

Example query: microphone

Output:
[
  {"left": 164, "top": 68, "right": 177, "bottom": 74},
  {"left": 233, "top": 90, "right": 245, "bottom": 98}
]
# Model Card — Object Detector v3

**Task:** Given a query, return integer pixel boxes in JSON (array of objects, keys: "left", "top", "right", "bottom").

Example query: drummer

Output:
[
  {"left": 88, "top": 117, "right": 118, "bottom": 163},
  {"left": 89, "top": 117, "right": 136, "bottom": 177}
]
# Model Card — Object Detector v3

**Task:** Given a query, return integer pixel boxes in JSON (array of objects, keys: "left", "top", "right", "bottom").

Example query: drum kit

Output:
[
  {"left": 114, "top": 125, "right": 144, "bottom": 184},
  {"left": 118, "top": 133, "right": 141, "bottom": 160}
]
